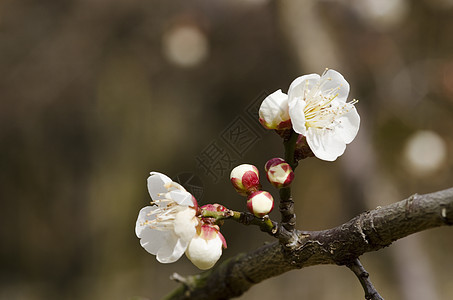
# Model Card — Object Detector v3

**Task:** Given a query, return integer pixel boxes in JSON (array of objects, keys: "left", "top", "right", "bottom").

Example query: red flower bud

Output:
[
  {"left": 265, "top": 158, "right": 294, "bottom": 188},
  {"left": 247, "top": 191, "right": 274, "bottom": 217},
  {"left": 230, "top": 164, "right": 261, "bottom": 196}
]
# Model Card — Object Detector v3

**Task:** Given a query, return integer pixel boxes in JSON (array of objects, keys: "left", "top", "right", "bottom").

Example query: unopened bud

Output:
[
  {"left": 247, "top": 191, "right": 274, "bottom": 217},
  {"left": 230, "top": 164, "right": 261, "bottom": 196},
  {"left": 264, "top": 157, "right": 285, "bottom": 172},
  {"left": 265, "top": 158, "right": 294, "bottom": 188},
  {"left": 259, "top": 90, "right": 292, "bottom": 130},
  {"left": 186, "top": 224, "right": 227, "bottom": 270}
]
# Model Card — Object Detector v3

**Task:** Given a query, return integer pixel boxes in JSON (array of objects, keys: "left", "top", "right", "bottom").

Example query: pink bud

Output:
[
  {"left": 264, "top": 157, "right": 285, "bottom": 172},
  {"left": 200, "top": 204, "right": 228, "bottom": 226},
  {"left": 201, "top": 203, "right": 228, "bottom": 212},
  {"left": 265, "top": 158, "right": 294, "bottom": 188},
  {"left": 247, "top": 191, "right": 274, "bottom": 217},
  {"left": 230, "top": 164, "right": 261, "bottom": 196}
]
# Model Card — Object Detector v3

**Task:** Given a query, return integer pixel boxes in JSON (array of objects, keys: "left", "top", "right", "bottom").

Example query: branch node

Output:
[
  {"left": 356, "top": 219, "right": 369, "bottom": 245},
  {"left": 405, "top": 193, "right": 418, "bottom": 216},
  {"left": 170, "top": 273, "right": 188, "bottom": 285},
  {"left": 360, "top": 270, "right": 370, "bottom": 279},
  {"left": 440, "top": 207, "right": 453, "bottom": 225}
]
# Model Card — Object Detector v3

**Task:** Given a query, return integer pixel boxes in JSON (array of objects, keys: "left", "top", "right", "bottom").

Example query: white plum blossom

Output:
[
  {"left": 135, "top": 172, "right": 199, "bottom": 263},
  {"left": 259, "top": 69, "right": 360, "bottom": 161},
  {"left": 287, "top": 69, "right": 360, "bottom": 161},
  {"left": 186, "top": 224, "right": 227, "bottom": 270}
]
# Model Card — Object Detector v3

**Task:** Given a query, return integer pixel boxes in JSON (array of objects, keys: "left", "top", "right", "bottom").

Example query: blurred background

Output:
[{"left": 1, "top": 0, "right": 453, "bottom": 299}]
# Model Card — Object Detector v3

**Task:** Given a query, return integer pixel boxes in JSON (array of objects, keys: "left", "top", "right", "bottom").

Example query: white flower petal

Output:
[
  {"left": 259, "top": 90, "right": 290, "bottom": 129},
  {"left": 169, "top": 190, "right": 194, "bottom": 206},
  {"left": 137, "top": 171, "right": 201, "bottom": 265},
  {"left": 334, "top": 105, "right": 360, "bottom": 144},
  {"left": 135, "top": 206, "right": 169, "bottom": 256},
  {"left": 288, "top": 98, "right": 307, "bottom": 135},
  {"left": 320, "top": 69, "right": 350, "bottom": 103},
  {"left": 156, "top": 233, "right": 188, "bottom": 263},
  {"left": 288, "top": 73, "right": 320, "bottom": 101},
  {"left": 147, "top": 172, "right": 173, "bottom": 202},
  {"left": 186, "top": 235, "right": 223, "bottom": 270},
  {"left": 149, "top": 171, "right": 172, "bottom": 183},
  {"left": 167, "top": 181, "right": 187, "bottom": 192},
  {"left": 306, "top": 127, "right": 347, "bottom": 161},
  {"left": 139, "top": 227, "right": 167, "bottom": 255},
  {"left": 135, "top": 206, "right": 156, "bottom": 237},
  {"left": 173, "top": 209, "right": 197, "bottom": 243}
]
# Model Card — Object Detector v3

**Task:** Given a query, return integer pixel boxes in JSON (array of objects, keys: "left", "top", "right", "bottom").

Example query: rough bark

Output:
[
  {"left": 346, "top": 259, "right": 384, "bottom": 300},
  {"left": 164, "top": 187, "right": 453, "bottom": 299}
]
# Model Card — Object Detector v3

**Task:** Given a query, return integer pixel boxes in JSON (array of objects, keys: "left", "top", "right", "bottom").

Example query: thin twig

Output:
[
  {"left": 279, "top": 187, "right": 296, "bottom": 232},
  {"left": 200, "top": 209, "right": 278, "bottom": 236},
  {"left": 278, "top": 129, "right": 299, "bottom": 234},
  {"left": 346, "top": 259, "right": 384, "bottom": 300}
]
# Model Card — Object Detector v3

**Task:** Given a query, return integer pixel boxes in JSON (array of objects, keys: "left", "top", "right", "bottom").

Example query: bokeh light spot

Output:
[
  {"left": 162, "top": 24, "right": 209, "bottom": 68},
  {"left": 403, "top": 130, "right": 447, "bottom": 176}
]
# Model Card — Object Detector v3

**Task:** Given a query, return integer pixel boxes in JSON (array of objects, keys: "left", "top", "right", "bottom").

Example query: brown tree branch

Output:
[
  {"left": 346, "top": 258, "right": 384, "bottom": 300},
  {"left": 164, "top": 187, "right": 453, "bottom": 300}
]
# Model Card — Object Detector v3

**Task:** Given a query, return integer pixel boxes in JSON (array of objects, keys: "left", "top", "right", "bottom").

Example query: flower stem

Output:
[
  {"left": 283, "top": 129, "right": 299, "bottom": 171},
  {"left": 200, "top": 209, "right": 278, "bottom": 236},
  {"left": 279, "top": 187, "right": 296, "bottom": 232},
  {"left": 279, "top": 129, "right": 298, "bottom": 232}
]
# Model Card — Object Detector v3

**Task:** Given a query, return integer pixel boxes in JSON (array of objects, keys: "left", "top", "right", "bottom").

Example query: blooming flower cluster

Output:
[
  {"left": 259, "top": 69, "right": 360, "bottom": 161},
  {"left": 135, "top": 172, "right": 226, "bottom": 270},
  {"left": 135, "top": 69, "right": 361, "bottom": 276}
]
